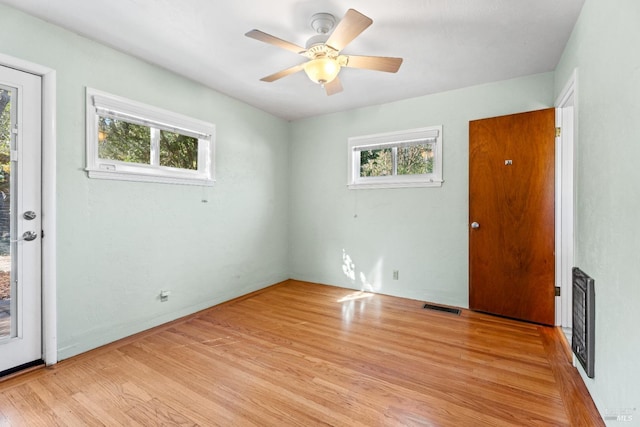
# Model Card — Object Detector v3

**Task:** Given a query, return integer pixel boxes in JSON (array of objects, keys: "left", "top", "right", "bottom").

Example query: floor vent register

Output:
[
  {"left": 572, "top": 267, "right": 595, "bottom": 378},
  {"left": 423, "top": 303, "right": 461, "bottom": 316}
]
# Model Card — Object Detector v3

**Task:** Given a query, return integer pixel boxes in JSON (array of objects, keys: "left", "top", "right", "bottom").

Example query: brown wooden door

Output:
[{"left": 469, "top": 108, "right": 555, "bottom": 325}]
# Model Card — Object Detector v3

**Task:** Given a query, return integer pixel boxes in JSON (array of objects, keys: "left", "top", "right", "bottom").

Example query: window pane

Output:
[
  {"left": 159, "top": 130, "right": 198, "bottom": 170},
  {"left": 360, "top": 148, "right": 393, "bottom": 177},
  {"left": 98, "top": 116, "right": 150, "bottom": 164},
  {"left": 0, "top": 89, "right": 11, "bottom": 339},
  {"left": 397, "top": 143, "right": 434, "bottom": 175}
]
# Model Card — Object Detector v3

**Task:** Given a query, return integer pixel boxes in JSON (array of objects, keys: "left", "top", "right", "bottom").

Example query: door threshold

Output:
[{"left": 0, "top": 360, "right": 45, "bottom": 382}]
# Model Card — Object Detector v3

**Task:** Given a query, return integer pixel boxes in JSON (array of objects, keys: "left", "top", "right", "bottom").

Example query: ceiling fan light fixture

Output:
[
  {"left": 246, "top": 8, "right": 402, "bottom": 96},
  {"left": 304, "top": 57, "right": 341, "bottom": 85}
]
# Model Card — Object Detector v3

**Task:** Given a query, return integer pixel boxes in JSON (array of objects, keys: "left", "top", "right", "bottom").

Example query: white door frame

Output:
[
  {"left": 0, "top": 52, "right": 56, "bottom": 366},
  {"left": 554, "top": 69, "right": 578, "bottom": 328}
]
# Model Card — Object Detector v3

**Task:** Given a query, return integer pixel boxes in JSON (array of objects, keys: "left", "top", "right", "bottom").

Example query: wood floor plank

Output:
[
  {"left": 26, "top": 379, "right": 104, "bottom": 426},
  {"left": 0, "top": 280, "right": 603, "bottom": 426}
]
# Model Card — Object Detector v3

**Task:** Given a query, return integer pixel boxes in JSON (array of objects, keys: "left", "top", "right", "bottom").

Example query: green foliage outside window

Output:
[
  {"left": 159, "top": 130, "right": 198, "bottom": 170},
  {"left": 0, "top": 89, "right": 12, "bottom": 255},
  {"left": 398, "top": 144, "right": 434, "bottom": 175},
  {"left": 0, "top": 90, "right": 11, "bottom": 199},
  {"left": 98, "top": 117, "right": 198, "bottom": 170},
  {"left": 360, "top": 143, "right": 433, "bottom": 177},
  {"left": 98, "top": 117, "right": 150, "bottom": 164},
  {"left": 360, "top": 148, "right": 392, "bottom": 177}
]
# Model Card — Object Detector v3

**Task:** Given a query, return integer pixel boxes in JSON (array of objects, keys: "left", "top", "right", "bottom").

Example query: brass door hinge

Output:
[
  {"left": 555, "top": 286, "right": 561, "bottom": 296},
  {"left": 555, "top": 127, "right": 561, "bottom": 137}
]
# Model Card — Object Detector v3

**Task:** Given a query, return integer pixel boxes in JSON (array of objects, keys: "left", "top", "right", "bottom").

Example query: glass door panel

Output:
[{"left": 0, "top": 84, "right": 14, "bottom": 340}]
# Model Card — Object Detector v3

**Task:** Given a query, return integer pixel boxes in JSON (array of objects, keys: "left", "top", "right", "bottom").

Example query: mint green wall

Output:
[
  {"left": 0, "top": 5, "right": 290, "bottom": 359},
  {"left": 555, "top": 0, "right": 640, "bottom": 423},
  {"left": 289, "top": 73, "right": 554, "bottom": 306}
]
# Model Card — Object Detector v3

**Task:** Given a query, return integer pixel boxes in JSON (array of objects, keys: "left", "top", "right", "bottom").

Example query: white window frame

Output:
[
  {"left": 85, "top": 87, "right": 215, "bottom": 186},
  {"left": 348, "top": 126, "right": 443, "bottom": 189}
]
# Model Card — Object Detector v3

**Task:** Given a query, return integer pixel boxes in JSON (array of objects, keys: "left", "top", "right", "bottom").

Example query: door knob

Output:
[
  {"left": 471, "top": 222, "right": 480, "bottom": 229},
  {"left": 22, "top": 231, "right": 38, "bottom": 241}
]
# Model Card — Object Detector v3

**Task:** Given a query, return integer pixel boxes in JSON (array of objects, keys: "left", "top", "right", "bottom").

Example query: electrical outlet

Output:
[
  {"left": 160, "top": 290, "right": 171, "bottom": 302},
  {"left": 393, "top": 270, "right": 399, "bottom": 280}
]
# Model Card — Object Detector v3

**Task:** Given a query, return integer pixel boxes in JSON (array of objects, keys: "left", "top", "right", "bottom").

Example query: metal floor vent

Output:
[
  {"left": 572, "top": 267, "right": 595, "bottom": 378},
  {"left": 423, "top": 303, "right": 461, "bottom": 316}
]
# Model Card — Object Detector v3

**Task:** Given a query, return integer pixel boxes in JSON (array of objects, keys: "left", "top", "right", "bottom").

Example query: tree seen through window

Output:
[
  {"left": 98, "top": 117, "right": 198, "bottom": 170},
  {"left": 360, "top": 143, "right": 433, "bottom": 177}
]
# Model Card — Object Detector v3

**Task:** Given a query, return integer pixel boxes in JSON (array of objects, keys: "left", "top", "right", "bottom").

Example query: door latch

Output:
[{"left": 22, "top": 231, "right": 38, "bottom": 241}]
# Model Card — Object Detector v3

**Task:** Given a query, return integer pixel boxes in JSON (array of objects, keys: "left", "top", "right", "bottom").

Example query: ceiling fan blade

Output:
[
  {"left": 344, "top": 55, "right": 403, "bottom": 73},
  {"left": 326, "top": 9, "right": 373, "bottom": 52},
  {"left": 260, "top": 63, "right": 306, "bottom": 82},
  {"left": 245, "top": 29, "right": 306, "bottom": 55},
  {"left": 324, "top": 77, "right": 343, "bottom": 96}
]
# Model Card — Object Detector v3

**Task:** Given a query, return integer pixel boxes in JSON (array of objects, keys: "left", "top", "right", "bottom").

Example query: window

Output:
[
  {"left": 86, "top": 88, "right": 215, "bottom": 186},
  {"left": 348, "top": 126, "right": 443, "bottom": 189}
]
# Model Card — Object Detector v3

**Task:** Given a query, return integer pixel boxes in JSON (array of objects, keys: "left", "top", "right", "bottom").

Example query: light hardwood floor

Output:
[{"left": 0, "top": 280, "right": 603, "bottom": 426}]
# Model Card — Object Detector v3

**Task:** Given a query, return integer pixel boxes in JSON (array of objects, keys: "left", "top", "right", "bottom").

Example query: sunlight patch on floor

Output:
[{"left": 337, "top": 291, "right": 374, "bottom": 303}]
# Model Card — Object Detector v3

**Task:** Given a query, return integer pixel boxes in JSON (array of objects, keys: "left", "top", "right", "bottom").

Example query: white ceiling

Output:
[{"left": 1, "top": 0, "right": 584, "bottom": 121}]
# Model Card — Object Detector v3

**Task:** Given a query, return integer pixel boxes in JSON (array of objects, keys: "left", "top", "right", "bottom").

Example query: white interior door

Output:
[{"left": 0, "top": 65, "right": 42, "bottom": 374}]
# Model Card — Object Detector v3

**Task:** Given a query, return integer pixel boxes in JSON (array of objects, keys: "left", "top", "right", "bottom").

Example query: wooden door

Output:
[{"left": 469, "top": 108, "right": 555, "bottom": 325}]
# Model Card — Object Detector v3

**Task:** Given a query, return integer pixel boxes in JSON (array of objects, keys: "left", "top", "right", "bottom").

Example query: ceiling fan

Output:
[{"left": 245, "top": 9, "right": 403, "bottom": 96}]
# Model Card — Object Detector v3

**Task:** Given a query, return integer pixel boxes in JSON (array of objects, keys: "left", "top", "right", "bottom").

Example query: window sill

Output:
[
  {"left": 86, "top": 168, "right": 215, "bottom": 186},
  {"left": 348, "top": 180, "right": 443, "bottom": 190}
]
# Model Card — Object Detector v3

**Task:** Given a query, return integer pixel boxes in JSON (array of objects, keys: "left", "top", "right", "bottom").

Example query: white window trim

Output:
[
  {"left": 347, "top": 126, "right": 443, "bottom": 189},
  {"left": 85, "top": 87, "right": 215, "bottom": 186}
]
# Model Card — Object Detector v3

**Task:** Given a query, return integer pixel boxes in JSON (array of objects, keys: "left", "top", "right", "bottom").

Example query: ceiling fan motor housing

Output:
[
  {"left": 309, "top": 13, "right": 336, "bottom": 34},
  {"left": 306, "top": 34, "right": 330, "bottom": 50},
  {"left": 307, "top": 12, "right": 336, "bottom": 50}
]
